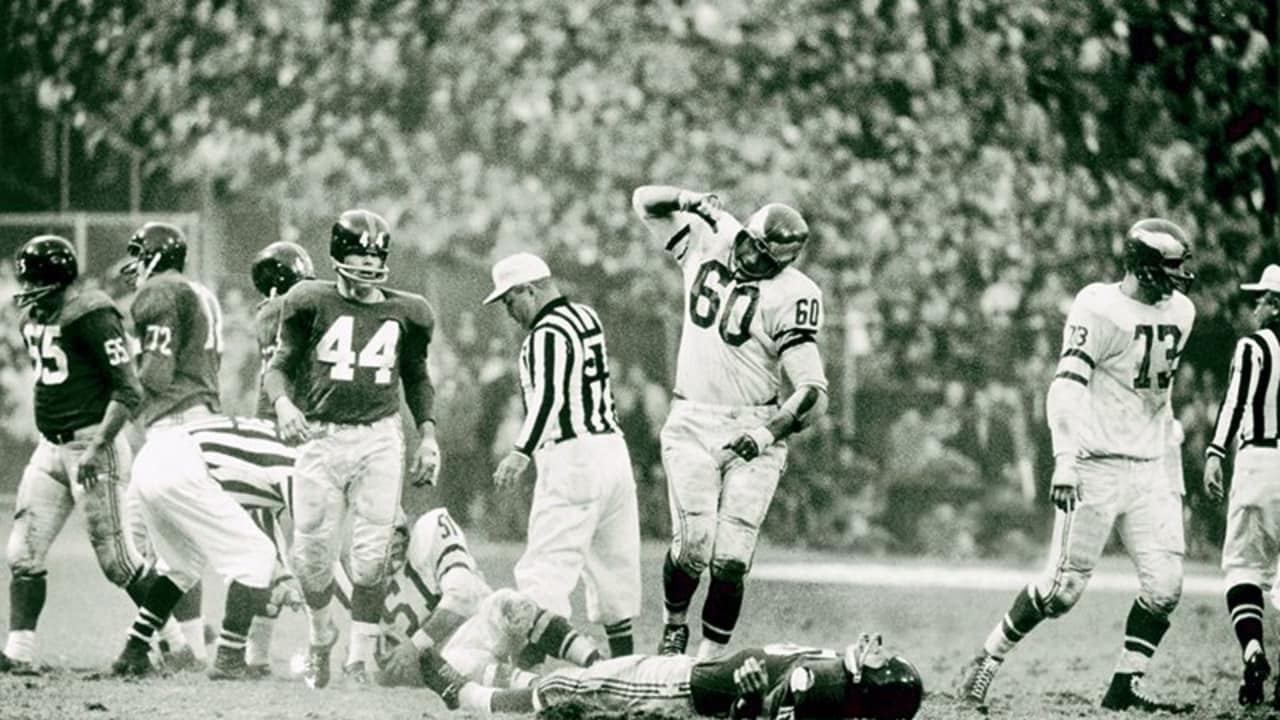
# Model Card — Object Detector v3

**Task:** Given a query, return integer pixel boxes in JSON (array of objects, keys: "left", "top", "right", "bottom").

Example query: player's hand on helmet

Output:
[
  {"left": 76, "top": 438, "right": 107, "bottom": 490},
  {"left": 493, "top": 450, "right": 531, "bottom": 490},
  {"left": 411, "top": 429, "right": 441, "bottom": 487},
  {"left": 1203, "top": 454, "right": 1225, "bottom": 503},
  {"left": 1050, "top": 455, "right": 1081, "bottom": 512},
  {"left": 729, "top": 656, "right": 768, "bottom": 719},
  {"left": 721, "top": 427, "right": 775, "bottom": 465},
  {"left": 274, "top": 397, "right": 311, "bottom": 444},
  {"left": 265, "top": 574, "right": 304, "bottom": 617}
]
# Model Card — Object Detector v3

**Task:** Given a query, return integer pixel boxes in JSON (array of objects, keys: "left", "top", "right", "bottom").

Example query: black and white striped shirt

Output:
[
  {"left": 514, "top": 297, "right": 620, "bottom": 456},
  {"left": 1208, "top": 326, "right": 1280, "bottom": 458},
  {"left": 185, "top": 416, "right": 296, "bottom": 511}
]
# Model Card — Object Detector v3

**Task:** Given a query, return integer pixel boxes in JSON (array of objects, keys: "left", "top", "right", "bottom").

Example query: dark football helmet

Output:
[
  {"left": 1124, "top": 218, "right": 1193, "bottom": 298},
  {"left": 14, "top": 235, "right": 78, "bottom": 315},
  {"left": 732, "top": 203, "right": 809, "bottom": 280},
  {"left": 251, "top": 241, "right": 315, "bottom": 298},
  {"left": 778, "top": 637, "right": 923, "bottom": 720},
  {"left": 122, "top": 222, "right": 187, "bottom": 285},
  {"left": 331, "top": 209, "right": 390, "bottom": 284}
]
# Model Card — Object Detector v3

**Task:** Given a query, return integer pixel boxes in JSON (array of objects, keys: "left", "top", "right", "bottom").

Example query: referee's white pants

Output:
[
  {"left": 130, "top": 422, "right": 274, "bottom": 591},
  {"left": 514, "top": 433, "right": 641, "bottom": 624},
  {"left": 1222, "top": 447, "right": 1280, "bottom": 595}
]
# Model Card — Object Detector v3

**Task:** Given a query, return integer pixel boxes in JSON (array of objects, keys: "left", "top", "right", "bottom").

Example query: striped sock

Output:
[
  {"left": 983, "top": 585, "right": 1047, "bottom": 658},
  {"left": 528, "top": 610, "right": 599, "bottom": 667},
  {"left": 663, "top": 551, "right": 699, "bottom": 626},
  {"left": 1227, "top": 583, "right": 1266, "bottom": 660},
  {"left": 701, "top": 575, "right": 744, "bottom": 646},
  {"left": 1117, "top": 598, "right": 1170, "bottom": 675},
  {"left": 128, "top": 576, "right": 185, "bottom": 647},
  {"left": 604, "top": 618, "right": 633, "bottom": 658}
]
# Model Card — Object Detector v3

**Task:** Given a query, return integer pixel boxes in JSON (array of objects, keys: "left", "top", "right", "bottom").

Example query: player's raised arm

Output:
[{"left": 631, "top": 184, "right": 722, "bottom": 261}]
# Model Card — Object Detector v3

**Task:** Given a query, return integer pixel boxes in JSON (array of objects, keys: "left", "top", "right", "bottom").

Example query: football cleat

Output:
[
  {"left": 0, "top": 651, "right": 39, "bottom": 676},
  {"left": 207, "top": 646, "right": 250, "bottom": 681},
  {"left": 302, "top": 623, "right": 339, "bottom": 689},
  {"left": 111, "top": 639, "right": 154, "bottom": 678},
  {"left": 1100, "top": 673, "right": 1194, "bottom": 714},
  {"left": 162, "top": 644, "right": 206, "bottom": 673},
  {"left": 955, "top": 652, "right": 1002, "bottom": 707},
  {"left": 343, "top": 660, "right": 371, "bottom": 686},
  {"left": 1241, "top": 650, "right": 1270, "bottom": 706},
  {"left": 245, "top": 663, "right": 272, "bottom": 680},
  {"left": 419, "top": 646, "right": 467, "bottom": 710},
  {"left": 657, "top": 624, "right": 690, "bottom": 656}
]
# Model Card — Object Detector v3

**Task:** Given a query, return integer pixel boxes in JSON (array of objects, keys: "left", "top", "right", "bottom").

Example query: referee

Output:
[
  {"left": 484, "top": 252, "right": 641, "bottom": 659},
  {"left": 1204, "top": 264, "right": 1280, "bottom": 707}
]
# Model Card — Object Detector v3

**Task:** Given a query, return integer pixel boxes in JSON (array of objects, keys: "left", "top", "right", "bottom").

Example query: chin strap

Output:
[{"left": 843, "top": 633, "right": 886, "bottom": 683}]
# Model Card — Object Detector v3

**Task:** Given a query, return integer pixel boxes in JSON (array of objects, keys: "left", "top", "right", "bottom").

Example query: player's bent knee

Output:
[
  {"left": 709, "top": 557, "right": 749, "bottom": 583},
  {"left": 1141, "top": 582, "right": 1182, "bottom": 617},
  {"left": 1036, "top": 572, "right": 1088, "bottom": 617},
  {"left": 10, "top": 561, "right": 46, "bottom": 581}
]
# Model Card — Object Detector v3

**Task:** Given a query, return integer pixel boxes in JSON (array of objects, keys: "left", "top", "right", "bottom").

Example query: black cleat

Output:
[
  {"left": 1241, "top": 651, "right": 1270, "bottom": 706},
  {"left": 955, "top": 652, "right": 1002, "bottom": 708},
  {"left": 245, "top": 663, "right": 272, "bottom": 679},
  {"left": 1100, "top": 673, "right": 1194, "bottom": 714},
  {"left": 208, "top": 646, "right": 251, "bottom": 681},
  {"left": 302, "top": 624, "right": 339, "bottom": 689},
  {"left": 657, "top": 624, "right": 690, "bottom": 656},
  {"left": 0, "top": 651, "right": 39, "bottom": 676},
  {"left": 111, "top": 640, "right": 154, "bottom": 677}
]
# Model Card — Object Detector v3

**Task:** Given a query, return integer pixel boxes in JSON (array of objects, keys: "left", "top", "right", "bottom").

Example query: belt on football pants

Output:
[{"left": 1244, "top": 438, "right": 1279, "bottom": 449}]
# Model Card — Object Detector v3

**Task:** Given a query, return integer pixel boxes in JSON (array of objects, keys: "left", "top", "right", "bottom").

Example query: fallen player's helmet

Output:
[
  {"left": 251, "top": 241, "right": 315, "bottom": 297},
  {"left": 123, "top": 222, "right": 188, "bottom": 285},
  {"left": 15, "top": 235, "right": 78, "bottom": 314},
  {"left": 1124, "top": 218, "right": 1193, "bottom": 298},
  {"left": 783, "top": 636, "right": 923, "bottom": 719},
  {"left": 331, "top": 209, "right": 391, "bottom": 284}
]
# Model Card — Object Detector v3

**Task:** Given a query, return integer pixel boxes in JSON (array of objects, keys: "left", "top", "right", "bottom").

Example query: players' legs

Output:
[
  {"left": 1221, "top": 448, "right": 1280, "bottom": 695},
  {"left": 513, "top": 442, "right": 597, "bottom": 619},
  {"left": 580, "top": 436, "right": 642, "bottom": 657},
  {"left": 346, "top": 417, "right": 404, "bottom": 673},
  {"left": 700, "top": 441, "right": 785, "bottom": 659},
  {"left": 290, "top": 431, "right": 349, "bottom": 664},
  {"left": 4, "top": 441, "right": 73, "bottom": 669},
  {"left": 1115, "top": 484, "right": 1185, "bottom": 678},
  {"left": 658, "top": 407, "right": 720, "bottom": 648},
  {"left": 71, "top": 435, "right": 153, "bottom": 606}
]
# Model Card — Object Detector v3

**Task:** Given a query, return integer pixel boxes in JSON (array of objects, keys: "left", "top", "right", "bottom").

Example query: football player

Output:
[
  {"left": 263, "top": 209, "right": 440, "bottom": 687},
  {"left": 332, "top": 507, "right": 602, "bottom": 688},
  {"left": 249, "top": 241, "right": 315, "bottom": 418},
  {"left": 631, "top": 186, "right": 829, "bottom": 658},
  {"left": 109, "top": 223, "right": 278, "bottom": 681},
  {"left": 418, "top": 631, "right": 922, "bottom": 720},
  {"left": 956, "top": 219, "right": 1197, "bottom": 713},
  {"left": 2, "top": 236, "right": 167, "bottom": 673}
]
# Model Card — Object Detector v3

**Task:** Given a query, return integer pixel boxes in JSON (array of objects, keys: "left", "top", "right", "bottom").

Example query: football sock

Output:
[
  {"left": 180, "top": 619, "right": 208, "bottom": 660},
  {"left": 488, "top": 687, "right": 534, "bottom": 713},
  {"left": 246, "top": 616, "right": 275, "bottom": 666},
  {"left": 663, "top": 551, "right": 699, "bottom": 626},
  {"left": 416, "top": 606, "right": 468, "bottom": 648},
  {"left": 159, "top": 620, "right": 187, "bottom": 652},
  {"left": 348, "top": 622, "right": 380, "bottom": 667},
  {"left": 349, "top": 582, "right": 383, "bottom": 624},
  {"left": 172, "top": 582, "right": 202, "bottom": 622},
  {"left": 984, "top": 584, "right": 1047, "bottom": 658},
  {"left": 221, "top": 581, "right": 269, "bottom": 656},
  {"left": 4, "top": 631, "right": 35, "bottom": 664},
  {"left": 701, "top": 574, "right": 745, "bottom": 646},
  {"left": 9, "top": 571, "right": 46, "bottom": 632},
  {"left": 1227, "top": 583, "right": 1266, "bottom": 660},
  {"left": 604, "top": 618, "right": 634, "bottom": 657},
  {"left": 481, "top": 662, "right": 538, "bottom": 689},
  {"left": 696, "top": 637, "right": 728, "bottom": 660},
  {"left": 128, "top": 576, "right": 185, "bottom": 648},
  {"left": 529, "top": 610, "right": 600, "bottom": 667},
  {"left": 123, "top": 565, "right": 157, "bottom": 608},
  {"left": 1117, "top": 598, "right": 1170, "bottom": 675}
]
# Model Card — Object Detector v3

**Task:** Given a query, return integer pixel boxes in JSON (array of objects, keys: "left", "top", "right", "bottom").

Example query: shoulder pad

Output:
[{"left": 59, "top": 288, "right": 120, "bottom": 327}]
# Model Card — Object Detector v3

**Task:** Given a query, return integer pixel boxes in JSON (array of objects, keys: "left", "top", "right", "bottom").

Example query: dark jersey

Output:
[
  {"left": 690, "top": 645, "right": 840, "bottom": 718},
  {"left": 23, "top": 289, "right": 142, "bottom": 438},
  {"left": 130, "top": 273, "right": 223, "bottom": 425},
  {"left": 253, "top": 295, "right": 286, "bottom": 419},
  {"left": 266, "top": 280, "right": 434, "bottom": 425}
]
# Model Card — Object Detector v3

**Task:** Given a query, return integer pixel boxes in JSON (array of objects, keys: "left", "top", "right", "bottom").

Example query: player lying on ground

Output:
[
  {"left": 417, "top": 632, "right": 922, "bottom": 720},
  {"left": 332, "top": 508, "right": 601, "bottom": 687}
]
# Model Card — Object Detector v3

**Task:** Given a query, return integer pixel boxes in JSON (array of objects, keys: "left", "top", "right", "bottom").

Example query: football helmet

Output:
[
  {"left": 732, "top": 203, "right": 809, "bottom": 280},
  {"left": 14, "top": 235, "right": 78, "bottom": 315},
  {"left": 251, "top": 241, "right": 315, "bottom": 298},
  {"left": 781, "top": 636, "right": 923, "bottom": 719},
  {"left": 122, "top": 222, "right": 187, "bottom": 286},
  {"left": 331, "top": 209, "right": 390, "bottom": 284},
  {"left": 1124, "top": 218, "right": 1193, "bottom": 298}
]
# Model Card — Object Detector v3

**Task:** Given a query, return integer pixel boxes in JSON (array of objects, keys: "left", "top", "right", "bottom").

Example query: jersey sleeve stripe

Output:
[
  {"left": 404, "top": 562, "right": 435, "bottom": 603},
  {"left": 777, "top": 330, "right": 817, "bottom": 354},
  {"left": 1209, "top": 338, "right": 1256, "bottom": 454},
  {"left": 1060, "top": 348, "right": 1096, "bottom": 368},
  {"left": 1055, "top": 371, "right": 1089, "bottom": 387},
  {"left": 437, "top": 561, "right": 473, "bottom": 579},
  {"left": 666, "top": 224, "right": 691, "bottom": 252}
]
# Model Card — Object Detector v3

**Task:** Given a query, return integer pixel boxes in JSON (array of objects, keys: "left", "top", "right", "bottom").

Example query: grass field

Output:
[{"left": 0, "top": 506, "right": 1263, "bottom": 720}]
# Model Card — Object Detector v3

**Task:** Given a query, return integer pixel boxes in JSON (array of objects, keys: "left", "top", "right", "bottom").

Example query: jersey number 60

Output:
[{"left": 689, "top": 260, "right": 759, "bottom": 347}]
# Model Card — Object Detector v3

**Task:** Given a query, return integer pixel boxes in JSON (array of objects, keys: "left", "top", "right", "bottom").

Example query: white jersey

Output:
[
  {"left": 1054, "top": 283, "right": 1196, "bottom": 460},
  {"left": 656, "top": 207, "right": 826, "bottom": 405}
]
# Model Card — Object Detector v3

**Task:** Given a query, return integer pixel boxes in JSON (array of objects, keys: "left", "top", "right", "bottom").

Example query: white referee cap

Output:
[
  {"left": 1241, "top": 264, "right": 1280, "bottom": 293},
  {"left": 484, "top": 252, "right": 551, "bottom": 304}
]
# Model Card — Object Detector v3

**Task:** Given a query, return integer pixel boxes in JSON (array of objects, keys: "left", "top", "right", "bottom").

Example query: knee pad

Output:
[
  {"left": 10, "top": 564, "right": 47, "bottom": 582},
  {"left": 1036, "top": 570, "right": 1088, "bottom": 618},
  {"left": 672, "top": 515, "right": 714, "bottom": 576},
  {"left": 1140, "top": 579, "right": 1183, "bottom": 617},
  {"left": 709, "top": 557, "right": 749, "bottom": 584}
]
